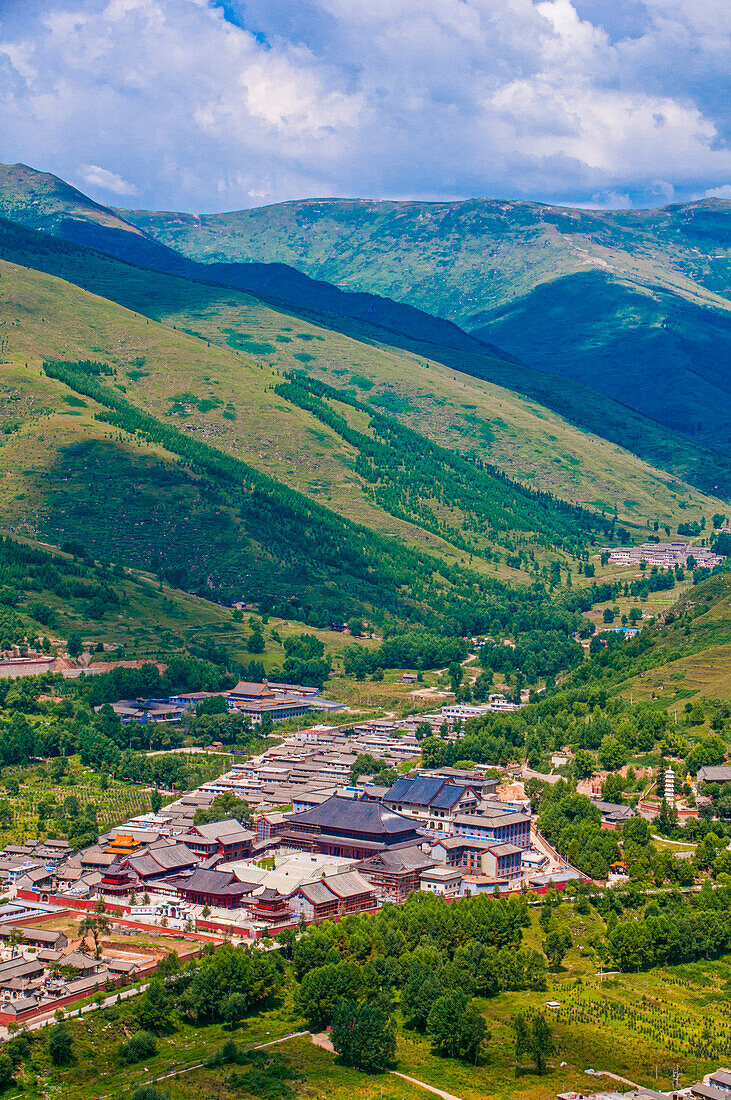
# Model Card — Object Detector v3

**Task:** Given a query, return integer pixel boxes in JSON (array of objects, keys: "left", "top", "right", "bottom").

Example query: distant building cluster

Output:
[
  {"left": 606, "top": 542, "right": 724, "bottom": 569},
  {"left": 98, "top": 679, "right": 346, "bottom": 727}
]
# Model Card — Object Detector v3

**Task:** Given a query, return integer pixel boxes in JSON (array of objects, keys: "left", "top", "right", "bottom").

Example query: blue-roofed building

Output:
[{"left": 383, "top": 776, "right": 479, "bottom": 834}]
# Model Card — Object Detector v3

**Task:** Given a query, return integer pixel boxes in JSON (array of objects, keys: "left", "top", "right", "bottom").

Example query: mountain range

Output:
[
  {"left": 0, "top": 162, "right": 729, "bottom": 501},
  {"left": 0, "top": 159, "right": 727, "bottom": 632},
  {"left": 120, "top": 193, "right": 731, "bottom": 455}
]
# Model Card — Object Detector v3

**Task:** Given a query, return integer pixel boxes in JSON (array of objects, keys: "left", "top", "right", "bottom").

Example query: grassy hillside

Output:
[
  {"left": 118, "top": 192, "right": 731, "bottom": 453},
  {"left": 0, "top": 214, "right": 724, "bottom": 529},
  {"left": 0, "top": 528, "right": 380, "bottom": 676},
  {"left": 623, "top": 571, "right": 731, "bottom": 705},
  {"left": 561, "top": 568, "right": 731, "bottom": 706},
  {"left": 1, "top": 250, "right": 631, "bottom": 632},
  {"left": 0, "top": 164, "right": 729, "bottom": 497}
]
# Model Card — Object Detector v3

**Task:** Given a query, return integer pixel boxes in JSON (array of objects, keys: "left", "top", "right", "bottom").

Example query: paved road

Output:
[
  {"left": 391, "top": 1072, "right": 464, "bottom": 1099},
  {"left": 0, "top": 983, "right": 149, "bottom": 1040}
]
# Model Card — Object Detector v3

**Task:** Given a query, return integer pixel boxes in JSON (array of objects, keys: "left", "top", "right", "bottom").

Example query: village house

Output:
[
  {"left": 184, "top": 818, "right": 254, "bottom": 862},
  {"left": 419, "top": 864, "right": 463, "bottom": 896},
  {"left": 167, "top": 868, "right": 257, "bottom": 910},
  {"left": 289, "top": 870, "right": 376, "bottom": 922},
  {"left": 358, "top": 847, "right": 437, "bottom": 903}
]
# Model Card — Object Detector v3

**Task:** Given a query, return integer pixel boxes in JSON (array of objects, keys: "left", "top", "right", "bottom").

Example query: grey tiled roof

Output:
[{"left": 290, "top": 795, "right": 418, "bottom": 836}]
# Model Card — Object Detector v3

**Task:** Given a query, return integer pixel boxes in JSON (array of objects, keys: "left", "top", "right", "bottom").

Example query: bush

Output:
[{"left": 119, "top": 1030, "right": 157, "bottom": 1065}]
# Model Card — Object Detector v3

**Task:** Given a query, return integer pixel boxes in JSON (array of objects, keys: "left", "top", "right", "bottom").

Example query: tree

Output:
[
  {"left": 331, "top": 998, "right": 396, "bottom": 1073},
  {"left": 598, "top": 736, "right": 627, "bottom": 771},
  {"left": 7, "top": 928, "right": 25, "bottom": 958},
  {"left": 130, "top": 1088, "right": 171, "bottom": 1100},
  {"left": 194, "top": 791, "right": 251, "bottom": 826},
  {"left": 79, "top": 902, "right": 110, "bottom": 958},
  {"left": 67, "top": 632, "right": 83, "bottom": 658},
  {"left": 48, "top": 1023, "right": 74, "bottom": 1065},
  {"left": 514, "top": 1013, "right": 554, "bottom": 1075},
  {"left": 573, "top": 750, "right": 595, "bottom": 779},
  {"left": 402, "top": 968, "right": 443, "bottom": 1030},
  {"left": 514, "top": 1013, "right": 530, "bottom": 1075},
  {"left": 542, "top": 929, "right": 571, "bottom": 971},
  {"left": 297, "top": 962, "right": 361, "bottom": 1028},
  {"left": 0, "top": 1052, "right": 14, "bottom": 1089},
  {"left": 421, "top": 735, "right": 447, "bottom": 769},
  {"left": 223, "top": 992, "right": 247, "bottom": 1029},
  {"left": 656, "top": 798, "right": 679, "bottom": 836},
  {"left": 134, "top": 979, "right": 170, "bottom": 1033},
  {"left": 448, "top": 662, "right": 464, "bottom": 695},
  {"left": 428, "top": 990, "right": 468, "bottom": 1059},
  {"left": 458, "top": 1004, "right": 487, "bottom": 1064},
  {"left": 119, "top": 1031, "right": 157, "bottom": 1064},
  {"left": 247, "top": 630, "right": 265, "bottom": 654},
  {"left": 532, "top": 1015, "right": 554, "bottom": 1075},
  {"left": 601, "top": 773, "right": 625, "bottom": 803}
]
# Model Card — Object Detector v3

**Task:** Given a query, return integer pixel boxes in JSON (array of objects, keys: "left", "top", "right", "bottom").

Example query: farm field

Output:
[
  {"left": 0, "top": 758, "right": 151, "bottom": 847},
  {"left": 0, "top": 753, "right": 228, "bottom": 847}
]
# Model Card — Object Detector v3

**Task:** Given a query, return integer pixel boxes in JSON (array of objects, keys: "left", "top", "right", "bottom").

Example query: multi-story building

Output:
[
  {"left": 279, "top": 794, "right": 426, "bottom": 860},
  {"left": 452, "top": 807, "right": 531, "bottom": 849},
  {"left": 383, "top": 776, "right": 480, "bottom": 833}
]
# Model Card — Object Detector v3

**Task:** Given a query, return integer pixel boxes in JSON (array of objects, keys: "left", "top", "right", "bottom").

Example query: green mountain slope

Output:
[
  {"left": 0, "top": 531, "right": 246, "bottom": 663},
  {"left": 582, "top": 570, "right": 731, "bottom": 705},
  {"left": 117, "top": 193, "right": 731, "bottom": 453},
  {"left": 0, "top": 169, "right": 729, "bottom": 498},
  {"left": 117, "top": 196, "right": 731, "bottom": 313},
  {"left": 0, "top": 249, "right": 634, "bottom": 634},
  {"left": 470, "top": 271, "right": 731, "bottom": 450},
  {"left": 0, "top": 213, "right": 721, "bottom": 536}
]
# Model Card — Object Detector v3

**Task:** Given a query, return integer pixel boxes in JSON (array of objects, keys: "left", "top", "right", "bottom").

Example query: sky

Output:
[{"left": 0, "top": 0, "right": 729, "bottom": 213}]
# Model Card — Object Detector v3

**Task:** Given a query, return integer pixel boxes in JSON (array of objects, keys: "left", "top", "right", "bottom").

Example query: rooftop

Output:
[{"left": 289, "top": 795, "right": 422, "bottom": 838}]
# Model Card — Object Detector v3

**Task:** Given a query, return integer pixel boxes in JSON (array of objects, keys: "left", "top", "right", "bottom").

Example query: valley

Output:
[{"left": 0, "top": 161, "right": 727, "bottom": 1100}]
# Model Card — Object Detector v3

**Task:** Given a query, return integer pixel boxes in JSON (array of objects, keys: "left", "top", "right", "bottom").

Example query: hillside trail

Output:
[{"left": 147, "top": 1029, "right": 466, "bottom": 1099}]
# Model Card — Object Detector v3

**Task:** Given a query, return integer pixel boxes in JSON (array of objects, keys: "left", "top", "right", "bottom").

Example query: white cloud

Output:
[
  {"left": 700, "top": 184, "right": 731, "bottom": 199},
  {"left": 81, "top": 164, "right": 137, "bottom": 195},
  {"left": 0, "top": 0, "right": 727, "bottom": 209}
]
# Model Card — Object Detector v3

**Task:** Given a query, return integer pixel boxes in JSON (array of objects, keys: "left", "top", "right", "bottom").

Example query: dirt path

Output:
[
  {"left": 391, "top": 1071, "right": 464, "bottom": 1099},
  {"left": 148, "top": 1029, "right": 465, "bottom": 1100}
]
